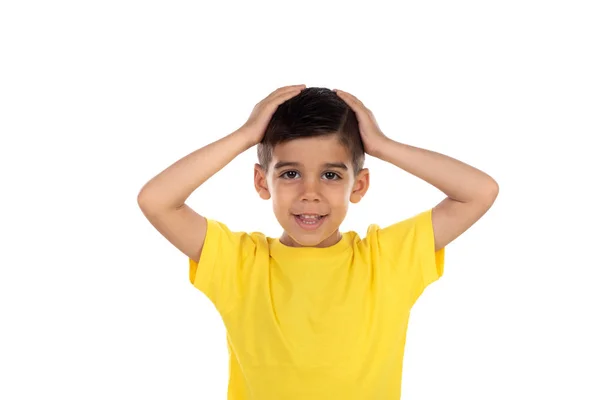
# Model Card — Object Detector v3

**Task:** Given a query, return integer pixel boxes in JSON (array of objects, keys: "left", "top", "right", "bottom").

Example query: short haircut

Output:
[{"left": 257, "top": 87, "right": 365, "bottom": 176}]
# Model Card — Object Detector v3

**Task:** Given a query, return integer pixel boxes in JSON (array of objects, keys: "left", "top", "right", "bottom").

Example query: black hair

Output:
[{"left": 257, "top": 87, "right": 365, "bottom": 175}]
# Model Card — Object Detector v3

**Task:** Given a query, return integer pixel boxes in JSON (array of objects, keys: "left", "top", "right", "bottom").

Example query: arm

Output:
[
  {"left": 137, "top": 129, "right": 254, "bottom": 262},
  {"left": 372, "top": 139, "right": 499, "bottom": 252},
  {"left": 137, "top": 129, "right": 254, "bottom": 211},
  {"left": 137, "top": 84, "right": 306, "bottom": 262},
  {"left": 333, "top": 89, "right": 499, "bottom": 252}
]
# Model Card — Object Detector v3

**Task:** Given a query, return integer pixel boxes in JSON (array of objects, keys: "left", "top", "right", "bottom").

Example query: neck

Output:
[{"left": 279, "top": 230, "right": 343, "bottom": 248}]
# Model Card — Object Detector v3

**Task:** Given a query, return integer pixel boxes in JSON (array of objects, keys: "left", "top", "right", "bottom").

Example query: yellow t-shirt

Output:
[{"left": 189, "top": 208, "right": 445, "bottom": 400}]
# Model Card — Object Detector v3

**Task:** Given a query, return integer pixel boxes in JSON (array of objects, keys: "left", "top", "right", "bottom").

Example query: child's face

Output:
[{"left": 254, "top": 135, "right": 369, "bottom": 247}]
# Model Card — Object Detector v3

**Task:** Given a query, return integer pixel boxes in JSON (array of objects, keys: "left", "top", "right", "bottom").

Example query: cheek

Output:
[
  {"left": 271, "top": 184, "right": 295, "bottom": 207},
  {"left": 325, "top": 185, "right": 351, "bottom": 206}
]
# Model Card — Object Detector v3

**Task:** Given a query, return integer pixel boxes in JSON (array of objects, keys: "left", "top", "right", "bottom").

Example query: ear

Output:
[
  {"left": 349, "top": 168, "right": 370, "bottom": 204},
  {"left": 254, "top": 163, "right": 271, "bottom": 200}
]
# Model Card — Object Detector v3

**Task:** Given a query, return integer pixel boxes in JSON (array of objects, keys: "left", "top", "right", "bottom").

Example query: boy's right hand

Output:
[{"left": 239, "top": 84, "right": 306, "bottom": 146}]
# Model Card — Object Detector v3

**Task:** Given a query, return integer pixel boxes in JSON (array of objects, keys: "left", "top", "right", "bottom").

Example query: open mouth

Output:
[{"left": 293, "top": 213, "right": 328, "bottom": 229}]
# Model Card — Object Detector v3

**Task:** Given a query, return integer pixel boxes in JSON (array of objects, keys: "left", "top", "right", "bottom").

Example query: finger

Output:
[
  {"left": 335, "top": 89, "right": 360, "bottom": 110},
  {"left": 275, "top": 84, "right": 305, "bottom": 98},
  {"left": 337, "top": 90, "right": 370, "bottom": 116},
  {"left": 336, "top": 89, "right": 364, "bottom": 107},
  {"left": 263, "top": 86, "right": 304, "bottom": 109},
  {"left": 277, "top": 84, "right": 306, "bottom": 93},
  {"left": 265, "top": 84, "right": 305, "bottom": 102},
  {"left": 271, "top": 86, "right": 305, "bottom": 105}
]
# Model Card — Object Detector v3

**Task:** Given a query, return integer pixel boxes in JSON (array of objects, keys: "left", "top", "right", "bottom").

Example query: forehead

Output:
[{"left": 271, "top": 135, "right": 351, "bottom": 167}]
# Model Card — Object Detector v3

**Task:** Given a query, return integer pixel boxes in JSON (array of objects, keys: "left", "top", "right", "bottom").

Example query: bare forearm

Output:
[
  {"left": 373, "top": 138, "right": 498, "bottom": 203},
  {"left": 137, "top": 128, "right": 254, "bottom": 211}
]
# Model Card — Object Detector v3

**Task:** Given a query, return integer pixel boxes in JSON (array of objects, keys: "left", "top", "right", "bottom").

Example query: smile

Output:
[{"left": 293, "top": 214, "right": 328, "bottom": 230}]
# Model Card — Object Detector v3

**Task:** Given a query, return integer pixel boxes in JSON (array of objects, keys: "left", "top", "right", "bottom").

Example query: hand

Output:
[
  {"left": 240, "top": 84, "right": 306, "bottom": 146},
  {"left": 334, "top": 89, "right": 389, "bottom": 156}
]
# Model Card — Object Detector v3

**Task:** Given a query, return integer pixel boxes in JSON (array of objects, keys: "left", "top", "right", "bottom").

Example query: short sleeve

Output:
[
  {"left": 368, "top": 208, "right": 445, "bottom": 305},
  {"left": 188, "top": 219, "right": 256, "bottom": 315}
]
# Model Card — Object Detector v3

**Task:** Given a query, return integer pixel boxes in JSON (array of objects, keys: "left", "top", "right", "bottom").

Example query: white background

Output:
[{"left": 1, "top": 1, "right": 599, "bottom": 399}]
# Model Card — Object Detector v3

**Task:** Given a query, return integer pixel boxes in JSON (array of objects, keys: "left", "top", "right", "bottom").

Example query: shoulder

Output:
[
  {"left": 203, "top": 219, "right": 267, "bottom": 249},
  {"left": 374, "top": 209, "right": 431, "bottom": 233},
  {"left": 359, "top": 209, "right": 434, "bottom": 249}
]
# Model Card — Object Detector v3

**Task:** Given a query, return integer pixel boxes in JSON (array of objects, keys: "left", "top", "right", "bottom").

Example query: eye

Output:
[
  {"left": 281, "top": 170, "right": 299, "bottom": 179},
  {"left": 323, "top": 171, "right": 341, "bottom": 180}
]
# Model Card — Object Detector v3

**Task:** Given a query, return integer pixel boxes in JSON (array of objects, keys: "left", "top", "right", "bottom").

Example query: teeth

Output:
[
  {"left": 298, "top": 214, "right": 322, "bottom": 219},
  {"left": 297, "top": 215, "right": 321, "bottom": 225}
]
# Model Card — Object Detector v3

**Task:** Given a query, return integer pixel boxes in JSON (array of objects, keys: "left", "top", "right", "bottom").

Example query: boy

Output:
[{"left": 137, "top": 84, "right": 499, "bottom": 399}]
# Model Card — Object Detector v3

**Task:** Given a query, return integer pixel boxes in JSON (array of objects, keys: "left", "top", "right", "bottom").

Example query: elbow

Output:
[{"left": 137, "top": 188, "right": 184, "bottom": 213}]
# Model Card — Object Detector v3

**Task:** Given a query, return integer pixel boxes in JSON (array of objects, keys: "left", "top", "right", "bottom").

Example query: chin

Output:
[
  {"left": 276, "top": 211, "right": 341, "bottom": 247},
  {"left": 291, "top": 220, "right": 341, "bottom": 247}
]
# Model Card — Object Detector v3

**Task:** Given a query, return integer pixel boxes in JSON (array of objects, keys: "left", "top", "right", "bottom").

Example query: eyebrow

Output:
[{"left": 273, "top": 161, "right": 348, "bottom": 170}]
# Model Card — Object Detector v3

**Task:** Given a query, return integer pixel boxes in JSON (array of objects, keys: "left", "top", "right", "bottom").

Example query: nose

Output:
[{"left": 300, "top": 177, "right": 321, "bottom": 202}]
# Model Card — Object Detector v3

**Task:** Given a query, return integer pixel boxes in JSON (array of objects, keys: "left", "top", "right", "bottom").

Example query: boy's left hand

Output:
[{"left": 334, "top": 89, "right": 389, "bottom": 156}]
